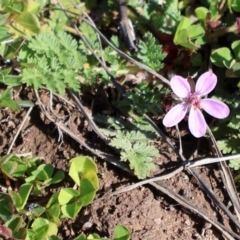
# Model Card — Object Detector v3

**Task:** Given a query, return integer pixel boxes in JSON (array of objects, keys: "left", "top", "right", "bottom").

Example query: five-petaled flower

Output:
[{"left": 163, "top": 71, "right": 230, "bottom": 138}]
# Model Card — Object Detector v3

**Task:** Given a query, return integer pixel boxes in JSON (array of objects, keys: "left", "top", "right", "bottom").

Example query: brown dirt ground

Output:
[{"left": 0, "top": 87, "right": 239, "bottom": 240}]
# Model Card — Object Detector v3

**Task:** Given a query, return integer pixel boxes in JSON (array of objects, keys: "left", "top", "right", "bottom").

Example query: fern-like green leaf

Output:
[
  {"left": 57, "top": 31, "right": 78, "bottom": 52},
  {"left": 79, "top": 22, "right": 99, "bottom": 53},
  {"left": 20, "top": 31, "right": 88, "bottom": 94},
  {"left": 137, "top": 32, "right": 166, "bottom": 71},
  {"left": 110, "top": 130, "right": 158, "bottom": 179},
  {"left": 120, "top": 142, "right": 157, "bottom": 179}
]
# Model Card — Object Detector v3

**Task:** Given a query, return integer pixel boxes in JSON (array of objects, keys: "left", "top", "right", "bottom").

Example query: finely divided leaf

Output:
[
  {"left": 110, "top": 130, "right": 158, "bottom": 179},
  {"left": 137, "top": 32, "right": 166, "bottom": 71}
]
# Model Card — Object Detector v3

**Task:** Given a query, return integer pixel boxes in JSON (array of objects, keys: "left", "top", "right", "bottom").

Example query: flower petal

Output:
[
  {"left": 195, "top": 71, "right": 217, "bottom": 96},
  {"left": 170, "top": 76, "right": 190, "bottom": 98},
  {"left": 188, "top": 107, "right": 207, "bottom": 138},
  {"left": 163, "top": 103, "right": 188, "bottom": 127},
  {"left": 201, "top": 99, "right": 230, "bottom": 119}
]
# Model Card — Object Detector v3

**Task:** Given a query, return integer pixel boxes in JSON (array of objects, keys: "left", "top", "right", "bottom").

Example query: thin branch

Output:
[
  {"left": 7, "top": 106, "right": 33, "bottom": 154},
  {"left": 207, "top": 126, "right": 240, "bottom": 221}
]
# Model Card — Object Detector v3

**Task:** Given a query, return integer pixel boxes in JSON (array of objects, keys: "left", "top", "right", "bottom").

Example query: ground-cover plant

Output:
[
  {"left": 95, "top": 113, "right": 159, "bottom": 179},
  {"left": 0, "top": 154, "right": 112, "bottom": 240},
  {"left": 1, "top": 0, "right": 240, "bottom": 237},
  {"left": 0, "top": 0, "right": 41, "bottom": 40},
  {"left": 74, "top": 225, "right": 130, "bottom": 240}
]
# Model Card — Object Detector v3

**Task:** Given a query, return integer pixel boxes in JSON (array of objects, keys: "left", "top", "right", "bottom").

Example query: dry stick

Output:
[
  {"left": 188, "top": 154, "right": 240, "bottom": 167},
  {"left": 37, "top": 95, "right": 239, "bottom": 239},
  {"left": 175, "top": 123, "right": 186, "bottom": 160},
  {"left": 189, "top": 167, "right": 240, "bottom": 230},
  {"left": 54, "top": 2, "right": 240, "bottom": 237},
  {"left": 36, "top": 93, "right": 240, "bottom": 239},
  {"left": 94, "top": 168, "right": 239, "bottom": 239},
  {"left": 78, "top": 5, "right": 107, "bottom": 70},
  {"left": 151, "top": 181, "right": 239, "bottom": 240},
  {"left": 69, "top": 91, "right": 110, "bottom": 144},
  {"left": 145, "top": 115, "right": 240, "bottom": 231},
  {"left": 95, "top": 153, "right": 240, "bottom": 203},
  {"left": 83, "top": 18, "right": 170, "bottom": 85},
  {"left": 144, "top": 114, "right": 180, "bottom": 157},
  {"left": 55, "top": 3, "right": 170, "bottom": 86},
  {"left": 57, "top": 1, "right": 125, "bottom": 95},
  {"left": 207, "top": 126, "right": 240, "bottom": 222},
  {"left": 93, "top": 166, "right": 184, "bottom": 204},
  {"left": 34, "top": 90, "right": 130, "bottom": 173},
  {"left": 42, "top": 87, "right": 75, "bottom": 108},
  {"left": 7, "top": 106, "right": 33, "bottom": 154}
]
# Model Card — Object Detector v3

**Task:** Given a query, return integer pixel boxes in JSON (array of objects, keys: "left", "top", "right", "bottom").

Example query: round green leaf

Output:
[
  {"left": 195, "top": 7, "right": 208, "bottom": 20},
  {"left": 5, "top": 215, "right": 22, "bottom": 234},
  {"left": 69, "top": 156, "right": 97, "bottom": 186},
  {"left": 175, "top": 29, "right": 199, "bottom": 50},
  {"left": 232, "top": 0, "right": 240, "bottom": 12},
  {"left": 0, "top": 99, "right": 20, "bottom": 110},
  {"left": 18, "top": 183, "right": 33, "bottom": 210},
  {"left": 73, "top": 234, "right": 87, "bottom": 240},
  {"left": 233, "top": 62, "right": 240, "bottom": 77},
  {"left": 46, "top": 203, "right": 61, "bottom": 225},
  {"left": 17, "top": 12, "right": 41, "bottom": 34},
  {"left": 232, "top": 40, "right": 240, "bottom": 59},
  {"left": 188, "top": 25, "right": 205, "bottom": 39},
  {"left": 83, "top": 170, "right": 99, "bottom": 190},
  {"left": 79, "top": 179, "right": 97, "bottom": 206},
  {"left": 58, "top": 188, "right": 80, "bottom": 205},
  {"left": 61, "top": 201, "right": 82, "bottom": 218},
  {"left": 2, "top": 155, "right": 27, "bottom": 178},
  {"left": 0, "top": 194, "right": 13, "bottom": 221},
  {"left": 33, "top": 164, "right": 54, "bottom": 181},
  {"left": 31, "top": 218, "right": 58, "bottom": 239},
  {"left": 1, "top": 161, "right": 18, "bottom": 179},
  {"left": 210, "top": 47, "right": 234, "bottom": 68},
  {"left": 46, "top": 192, "right": 59, "bottom": 208},
  {"left": 49, "top": 170, "right": 65, "bottom": 184},
  {"left": 0, "top": 75, "right": 22, "bottom": 86},
  {"left": 113, "top": 225, "right": 131, "bottom": 240},
  {"left": 27, "top": 1, "right": 41, "bottom": 14},
  {"left": 31, "top": 206, "right": 45, "bottom": 217}
]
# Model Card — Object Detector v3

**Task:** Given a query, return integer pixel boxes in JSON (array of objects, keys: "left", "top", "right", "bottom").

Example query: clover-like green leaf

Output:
[
  {"left": 32, "top": 164, "right": 54, "bottom": 181},
  {"left": 232, "top": 0, "right": 240, "bottom": 12},
  {"left": 187, "top": 24, "right": 205, "bottom": 39},
  {"left": 195, "top": 7, "right": 208, "bottom": 21},
  {"left": 48, "top": 170, "right": 65, "bottom": 185},
  {"left": 58, "top": 188, "right": 80, "bottom": 205},
  {"left": 69, "top": 156, "right": 98, "bottom": 186},
  {"left": 232, "top": 40, "right": 240, "bottom": 59},
  {"left": 0, "top": 194, "right": 14, "bottom": 221},
  {"left": 61, "top": 201, "right": 83, "bottom": 219},
  {"left": 79, "top": 178, "right": 97, "bottom": 206},
  {"left": 9, "top": 183, "right": 33, "bottom": 210},
  {"left": 5, "top": 215, "right": 23, "bottom": 235},
  {"left": 210, "top": 47, "right": 235, "bottom": 68},
  {"left": 113, "top": 225, "right": 131, "bottom": 240},
  {"left": 46, "top": 203, "right": 61, "bottom": 225},
  {"left": 31, "top": 218, "right": 58, "bottom": 239},
  {"left": 16, "top": 12, "right": 41, "bottom": 34}
]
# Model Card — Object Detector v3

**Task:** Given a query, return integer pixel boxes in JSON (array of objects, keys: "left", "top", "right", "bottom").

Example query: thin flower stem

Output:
[{"left": 208, "top": 24, "right": 237, "bottom": 42}]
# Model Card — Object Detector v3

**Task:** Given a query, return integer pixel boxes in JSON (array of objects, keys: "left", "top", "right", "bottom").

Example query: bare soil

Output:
[{"left": 0, "top": 87, "right": 238, "bottom": 240}]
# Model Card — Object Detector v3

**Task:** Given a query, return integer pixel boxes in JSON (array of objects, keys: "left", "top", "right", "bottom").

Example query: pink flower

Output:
[{"left": 163, "top": 71, "right": 230, "bottom": 138}]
